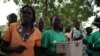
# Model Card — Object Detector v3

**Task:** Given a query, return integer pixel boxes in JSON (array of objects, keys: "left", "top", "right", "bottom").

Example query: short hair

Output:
[
  {"left": 50, "top": 15, "right": 60, "bottom": 25},
  {"left": 20, "top": 5, "right": 36, "bottom": 22},
  {"left": 75, "top": 20, "right": 80, "bottom": 25},
  {"left": 86, "top": 27, "right": 92, "bottom": 31},
  {"left": 7, "top": 13, "right": 17, "bottom": 21},
  {"left": 35, "top": 17, "right": 44, "bottom": 27},
  {"left": 65, "top": 27, "right": 71, "bottom": 32},
  {"left": 86, "top": 27, "right": 92, "bottom": 33}
]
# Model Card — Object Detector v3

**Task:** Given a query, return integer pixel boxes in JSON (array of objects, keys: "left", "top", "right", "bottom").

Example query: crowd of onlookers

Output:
[{"left": 0, "top": 5, "right": 100, "bottom": 56}]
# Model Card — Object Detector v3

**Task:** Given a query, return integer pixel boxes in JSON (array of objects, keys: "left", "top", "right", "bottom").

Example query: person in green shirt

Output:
[
  {"left": 88, "top": 17, "right": 100, "bottom": 56},
  {"left": 41, "top": 16, "right": 67, "bottom": 56},
  {"left": 83, "top": 27, "right": 93, "bottom": 56}
]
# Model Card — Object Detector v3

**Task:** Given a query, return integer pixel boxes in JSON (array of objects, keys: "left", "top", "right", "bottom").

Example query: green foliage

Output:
[
  {"left": 6, "top": 0, "right": 93, "bottom": 28},
  {"left": 13, "top": 0, "right": 19, "bottom": 5}
]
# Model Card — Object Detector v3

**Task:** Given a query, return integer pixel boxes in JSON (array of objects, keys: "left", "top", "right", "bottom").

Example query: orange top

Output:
[{"left": 2, "top": 23, "right": 41, "bottom": 56}]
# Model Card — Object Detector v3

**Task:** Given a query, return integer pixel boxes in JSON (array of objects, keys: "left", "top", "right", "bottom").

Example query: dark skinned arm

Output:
[
  {"left": 1, "top": 39, "right": 26, "bottom": 54},
  {"left": 1, "top": 40, "right": 15, "bottom": 53}
]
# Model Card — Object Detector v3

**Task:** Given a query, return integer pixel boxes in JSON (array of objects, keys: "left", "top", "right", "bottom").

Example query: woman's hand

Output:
[{"left": 15, "top": 45, "right": 26, "bottom": 54}]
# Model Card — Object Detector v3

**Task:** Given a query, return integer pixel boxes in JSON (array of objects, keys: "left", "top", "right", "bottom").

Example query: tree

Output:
[{"left": 4, "top": 0, "right": 93, "bottom": 28}]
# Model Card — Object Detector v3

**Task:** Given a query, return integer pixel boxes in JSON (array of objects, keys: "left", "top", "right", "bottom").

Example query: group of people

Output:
[{"left": 0, "top": 5, "right": 100, "bottom": 56}]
